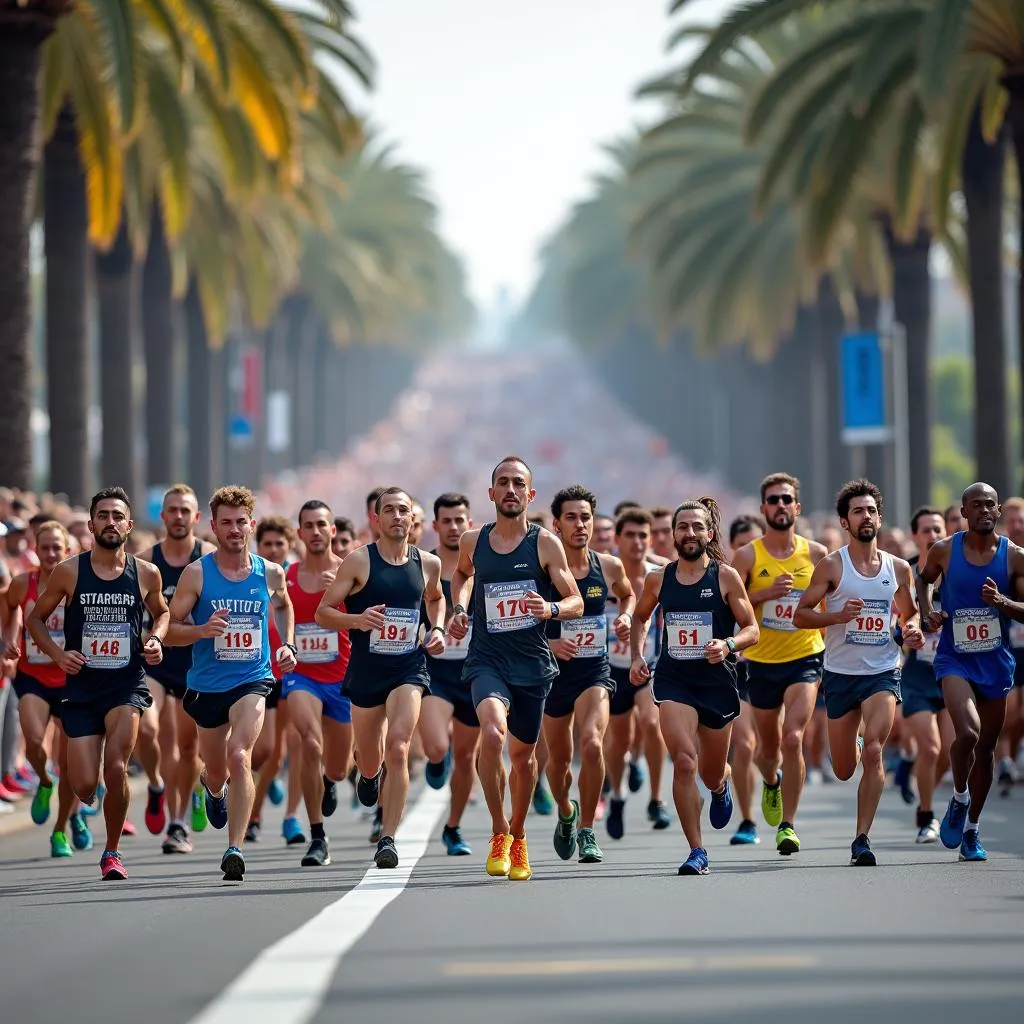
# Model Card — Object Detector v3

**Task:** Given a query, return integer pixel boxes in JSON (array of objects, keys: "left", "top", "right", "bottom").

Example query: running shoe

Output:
[
  {"left": 191, "top": 786, "right": 208, "bottom": 833},
  {"left": 730, "top": 819, "right": 759, "bottom": 846},
  {"left": 486, "top": 832, "right": 513, "bottom": 876},
  {"left": 203, "top": 778, "right": 228, "bottom": 830},
  {"left": 50, "top": 830, "right": 73, "bottom": 858},
  {"left": 245, "top": 821, "right": 261, "bottom": 843},
  {"left": 2, "top": 772, "right": 29, "bottom": 794},
  {"left": 509, "top": 837, "right": 532, "bottom": 880},
  {"left": 442, "top": 825, "right": 471, "bottom": 855},
  {"left": 776, "top": 824, "right": 800, "bottom": 855},
  {"left": 121, "top": 819, "right": 137, "bottom": 837},
  {"left": 606, "top": 797, "right": 626, "bottom": 840},
  {"left": 0, "top": 779, "right": 22, "bottom": 803},
  {"left": 81, "top": 783, "right": 104, "bottom": 817},
  {"left": 321, "top": 776, "right": 339, "bottom": 818},
  {"left": 532, "top": 782, "right": 555, "bottom": 816},
  {"left": 940, "top": 796, "right": 968, "bottom": 849},
  {"left": 162, "top": 823, "right": 192, "bottom": 854},
  {"left": 100, "top": 850, "right": 127, "bottom": 880},
  {"left": 647, "top": 799, "right": 671, "bottom": 830},
  {"left": 627, "top": 759, "right": 645, "bottom": 793},
  {"left": 69, "top": 813, "right": 93, "bottom": 851},
  {"left": 678, "top": 847, "right": 710, "bottom": 875},
  {"left": 850, "top": 833, "right": 876, "bottom": 866},
  {"left": 221, "top": 846, "right": 245, "bottom": 881},
  {"left": 145, "top": 786, "right": 167, "bottom": 835},
  {"left": 893, "top": 757, "right": 916, "bottom": 804},
  {"left": 356, "top": 767, "right": 383, "bottom": 807},
  {"left": 368, "top": 806, "right": 383, "bottom": 845},
  {"left": 424, "top": 749, "right": 452, "bottom": 791},
  {"left": 959, "top": 829, "right": 987, "bottom": 862},
  {"left": 31, "top": 781, "right": 54, "bottom": 825},
  {"left": 709, "top": 779, "right": 734, "bottom": 830},
  {"left": 374, "top": 836, "right": 399, "bottom": 869},
  {"left": 997, "top": 757, "right": 1015, "bottom": 797},
  {"left": 761, "top": 772, "right": 783, "bottom": 827},
  {"left": 282, "top": 816, "right": 306, "bottom": 845},
  {"left": 301, "top": 837, "right": 331, "bottom": 867},
  {"left": 267, "top": 777, "right": 285, "bottom": 806},
  {"left": 915, "top": 809, "right": 939, "bottom": 844},
  {"left": 577, "top": 827, "right": 603, "bottom": 863},
  {"left": 553, "top": 799, "right": 579, "bottom": 860}
]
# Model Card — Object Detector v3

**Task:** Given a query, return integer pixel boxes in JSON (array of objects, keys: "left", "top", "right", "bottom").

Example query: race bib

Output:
[
  {"left": 368, "top": 607, "right": 419, "bottom": 655},
  {"left": 843, "top": 599, "right": 892, "bottom": 647},
  {"left": 26, "top": 604, "right": 65, "bottom": 665},
  {"left": 917, "top": 631, "right": 940, "bottom": 666},
  {"left": 1009, "top": 619, "right": 1024, "bottom": 651},
  {"left": 761, "top": 590, "right": 802, "bottom": 632},
  {"left": 437, "top": 620, "right": 472, "bottom": 661},
  {"left": 82, "top": 621, "right": 131, "bottom": 669},
  {"left": 952, "top": 608, "right": 1001, "bottom": 654},
  {"left": 666, "top": 611, "right": 713, "bottom": 661},
  {"left": 295, "top": 622, "right": 339, "bottom": 664},
  {"left": 484, "top": 580, "right": 537, "bottom": 634},
  {"left": 561, "top": 616, "right": 607, "bottom": 658},
  {"left": 214, "top": 614, "right": 263, "bottom": 662}
]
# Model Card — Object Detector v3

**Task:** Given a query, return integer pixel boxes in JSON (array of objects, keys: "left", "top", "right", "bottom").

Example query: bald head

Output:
[
  {"left": 961, "top": 481, "right": 1000, "bottom": 536},
  {"left": 962, "top": 481, "right": 998, "bottom": 505}
]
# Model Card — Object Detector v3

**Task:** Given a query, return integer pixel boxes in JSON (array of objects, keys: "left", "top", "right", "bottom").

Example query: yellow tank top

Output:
[{"left": 745, "top": 535, "right": 824, "bottom": 664}]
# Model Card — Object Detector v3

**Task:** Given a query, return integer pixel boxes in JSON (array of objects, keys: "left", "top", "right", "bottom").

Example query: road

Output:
[{"left": 2, "top": 771, "right": 1022, "bottom": 1024}]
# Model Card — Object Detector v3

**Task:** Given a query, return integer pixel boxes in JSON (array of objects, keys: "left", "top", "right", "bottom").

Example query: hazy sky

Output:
[{"left": 355, "top": 1, "right": 730, "bottom": 308}]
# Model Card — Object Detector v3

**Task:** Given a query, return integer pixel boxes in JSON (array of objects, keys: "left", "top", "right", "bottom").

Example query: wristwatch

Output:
[
  {"left": 453, "top": 604, "right": 466, "bottom": 617},
  {"left": 725, "top": 637, "right": 737, "bottom": 653},
  {"left": 550, "top": 602, "right": 561, "bottom": 620},
  {"left": 283, "top": 641, "right": 298, "bottom": 656},
  {"left": 428, "top": 625, "right": 446, "bottom": 638}
]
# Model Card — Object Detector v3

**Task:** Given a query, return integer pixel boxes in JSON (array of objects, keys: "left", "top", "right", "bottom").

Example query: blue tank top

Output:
[
  {"left": 187, "top": 553, "right": 273, "bottom": 693},
  {"left": 936, "top": 534, "right": 1015, "bottom": 692}
]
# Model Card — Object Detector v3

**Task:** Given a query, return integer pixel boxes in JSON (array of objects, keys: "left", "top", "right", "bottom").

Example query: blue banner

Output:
[{"left": 840, "top": 332, "right": 891, "bottom": 444}]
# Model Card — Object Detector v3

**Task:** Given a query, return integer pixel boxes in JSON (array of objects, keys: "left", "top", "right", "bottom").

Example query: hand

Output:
[
  {"left": 902, "top": 624, "right": 925, "bottom": 649},
  {"left": 275, "top": 645, "right": 297, "bottom": 673},
  {"left": 58, "top": 649, "right": 87, "bottom": 676},
  {"left": 448, "top": 610, "right": 470, "bottom": 640},
  {"left": 763, "top": 573, "right": 794, "bottom": 600},
  {"left": 143, "top": 637, "right": 164, "bottom": 665},
  {"left": 613, "top": 614, "right": 632, "bottom": 643},
  {"left": 2, "top": 639, "right": 19, "bottom": 662},
  {"left": 200, "top": 607, "right": 230, "bottom": 639},
  {"left": 357, "top": 604, "right": 387, "bottom": 632},
  {"left": 550, "top": 637, "right": 578, "bottom": 661},
  {"left": 524, "top": 590, "right": 550, "bottom": 619},
  {"left": 630, "top": 656, "right": 651, "bottom": 687},
  {"left": 921, "top": 609, "right": 947, "bottom": 633},
  {"left": 318, "top": 568, "right": 338, "bottom": 591},
  {"left": 981, "top": 576, "right": 1005, "bottom": 609},
  {"left": 837, "top": 598, "right": 866, "bottom": 624},
  {"left": 704, "top": 638, "right": 730, "bottom": 664},
  {"left": 422, "top": 628, "right": 446, "bottom": 656}
]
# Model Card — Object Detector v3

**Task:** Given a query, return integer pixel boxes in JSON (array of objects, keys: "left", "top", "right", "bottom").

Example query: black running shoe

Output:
[
  {"left": 301, "top": 836, "right": 331, "bottom": 867},
  {"left": 850, "top": 833, "right": 876, "bottom": 866},
  {"left": 356, "top": 767, "right": 383, "bottom": 808},
  {"left": 374, "top": 836, "right": 398, "bottom": 869},
  {"left": 321, "top": 776, "right": 339, "bottom": 818}
]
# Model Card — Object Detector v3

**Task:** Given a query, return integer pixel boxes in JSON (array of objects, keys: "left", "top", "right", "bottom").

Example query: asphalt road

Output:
[{"left": 2, "top": 768, "right": 1022, "bottom": 1024}]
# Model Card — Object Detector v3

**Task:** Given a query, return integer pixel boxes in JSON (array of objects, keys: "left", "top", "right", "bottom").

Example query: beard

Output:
[
  {"left": 497, "top": 502, "right": 523, "bottom": 519},
  {"left": 95, "top": 531, "right": 126, "bottom": 550},
  {"left": 856, "top": 524, "right": 877, "bottom": 542},
  {"left": 973, "top": 521, "right": 996, "bottom": 535},
  {"left": 767, "top": 511, "right": 794, "bottom": 531},
  {"left": 676, "top": 538, "right": 707, "bottom": 561}
]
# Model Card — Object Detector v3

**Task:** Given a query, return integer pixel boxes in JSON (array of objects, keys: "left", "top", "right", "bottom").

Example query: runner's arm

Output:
[
  {"left": 139, "top": 560, "right": 170, "bottom": 644},
  {"left": 603, "top": 553, "right": 635, "bottom": 617},
  {"left": 629, "top": 571, "right": 662, "bottom": 662},
  {"left": 538, "top": 531, "right": 583, "bottom": 620},
  {"left": 732, "top": 542, "right": 790, "bottom": 607},
  {"left": 981, "top": 543, "right": 1024, "bottom": 622},
  {"left": 448, "top": 529, "right": 479, "bottom": 615},
  {"left": 892, "top": 560, "right": 923, "bottom": 646},
  {"left": 720, "top": 564, "right": 759, "bottom": 652},
  {"left": 2, "top": 575, "right": 27, "bottom": 657},
  {"left": 792, "top": 557, "right": 842, "bottom": 629},
  {"left": 422, "top": 553, "right": 447, "bottom": 633},
  {"left": 916, "top": 539, "right": 950, "bottom": 627},
  {"left": 267, "top": 562, "right": 295, "bottom": 648},
  {"left": 315, "top": 549, "right": 378, "bottom": 632},
  {"left": 165, "top": 562, "right": 215, "bottom": 645},
  {"left": 26, "top": 560, "right": 75, "bottom": 662}
]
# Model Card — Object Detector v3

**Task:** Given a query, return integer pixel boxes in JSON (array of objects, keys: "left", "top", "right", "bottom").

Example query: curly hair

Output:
[{"left": 209, "top": 485, "right": 256, "bottom": 520}]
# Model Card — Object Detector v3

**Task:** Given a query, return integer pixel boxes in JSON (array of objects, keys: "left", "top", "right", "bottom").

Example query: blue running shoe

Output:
[
  {"left": 221, "top": 846, "right": 245, "bottom": 881},
  {"left": 959, "top": 829, "right": 987, "bottom": 862},
  {"left": 940, "top": 796, "right": 968, "bottom": 849},
  {"left": 850, "top": 833, "right": 876, "bottom": 866},
  {"left": 606, "top": 797, "right": 625, "bottom": 840},
  {"left": 709, "top": 779, "right": 734, "bottom": 830},
  {"left": 442, "top": 824, "right": 472, "bottom": 855},
  {"left": 628, "top": 760, "right": 645, "bottom": 793},
  {"left": 69, "top": 812, "right": 93, "bottom": 851},
  {"left": 425, "top": 749, "right": 452, "bottom": 791},
  {"left": 678, "top": 847, "right": 710, "bottom": 875},
  {"left": 81, "top": 783, "right": 104, "bottom": 817},
  {"left": 282, "top": 816, "right": 306, "bottom": 845},
  {"left": 267, "top": 778, "right": 285, "bottom": 806},
  {"left": 730, "top": 819, "right": 759, "bottom": 845},
  {"left": 203, "top": 779, "right": 228, "bottom": 830},
  {"left": 894, "top": 757, "right": 915, "bottom": 805}
]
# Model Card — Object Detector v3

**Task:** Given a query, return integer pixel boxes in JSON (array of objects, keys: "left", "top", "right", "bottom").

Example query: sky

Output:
[{"left": 354, "top": 0, "right": 731, "bottom": 311}]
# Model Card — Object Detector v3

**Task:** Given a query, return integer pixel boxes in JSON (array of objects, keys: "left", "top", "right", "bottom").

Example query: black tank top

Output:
[
  {"left": 547, "top": 549, "right": 611, "bottom": 688},
  {"left": 464, "top": 522, "right": 557, "bottom": 688},
  {"left": 654, "top": 560, "right": 737, "bottom": 688},
  {"left": 147, "top": 540, "right": 202, "bottom": 685},
  {"left": 426, "top": 575, "right": 471, "bottom": 689},
  {"left": 64, "top": 552, "right": 146, "bottom": 695},
  {"left": 345, "top": 544, "right": 428, "bottom": 688}
]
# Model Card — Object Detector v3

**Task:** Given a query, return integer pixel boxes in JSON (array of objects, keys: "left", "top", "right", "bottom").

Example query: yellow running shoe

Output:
[
  {"left": 761, "top": 772, "right": 783, "bottom": 828},
  {"left": 509, "top": 837, "right": 532, "bottom": 881},
  {"left": 486, "top": 832, "right": 513, "bottom": 876}
]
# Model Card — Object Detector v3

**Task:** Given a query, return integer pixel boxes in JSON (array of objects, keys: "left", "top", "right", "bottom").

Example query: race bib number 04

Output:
[
  {"left": 952, "top": 608, "right": 1001, "bottom": 655},
  {"left": 295, "top": 622, "right": 340, "bottom": 664},
  {"left": 214, "top": 614, "right": 263, "bottom": 662},
  {"left": 484, "top": 580, "right": 537, "bottom": 634},
  {"left": 761, "top": 590, "right": 802, "bottom": 632},
  {"left": 561, "top": 616, "right": 608, "bottom": 658},
  {"left": 843, "top": 599, "right": 891, "bottom": 647},
  {"left": 368, "top": 607, "right": 419, "bottom": 655},
  {"left": 665, "top": 611, "right": 713, "bottom": 661},
  {"left": 83, "top": 621, "right": 131, "bottom": 669}
]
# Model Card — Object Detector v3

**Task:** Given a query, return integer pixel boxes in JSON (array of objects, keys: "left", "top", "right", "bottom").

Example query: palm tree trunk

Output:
[
  {"left": 0, "top": 16, "right": 56, "bottom": 489},
  {"left": 43, "top": 102, "right": 89, "bottom": 503},
  {"left": 184, "top": 277, "right": 213, "bottom": 502},
  {"left": 141, "top": 202, "right": 177, "bottom": 487}
]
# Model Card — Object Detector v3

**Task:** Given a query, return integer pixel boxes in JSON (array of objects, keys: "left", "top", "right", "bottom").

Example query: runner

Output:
[
  {"left": 139, "top": 485, "right": 216, "bottom": 854},
  {"left": 167, "top": 486, "right": 298, "bottom": 881},
  {"left": 281, "top": 500, "right": 352, "bottom": 867},
  {"left": 917, "top": 482, "right": 1024, "bottom": 861},
  {"left": 544, "top": 485, "right": 634, "bottom": 864},
  {"left": 591, "top": 514, "right": 616, "bottom": 555},
  {"left": 316, "top": 486, "right": 446, "bottom": 868},
  {"left": 649, "top": 506, "right": 675, "bottom": 562},
  {"left": 420, "top": 492, "right": 479, "bottom": 855},
  {"left": 409, "top": 501, "right": 427, "bottom": 547},
  {"left": 448, "top": 456, "right": 584, "bottom": 881},
  {"left": 996, "top": 497, "right": 1024, "bottom": 792},
  {"left": 731, "top": 473, "right": 828, "bottom": 855},
  {"left": 794, "top": 479, "right": 924, "bottom": 866},
  {"left": 332, "top": 517, "right": 357, "bottom": 561},
  {"left": 630, "top": 498, "right": 759, "bottom": 876},
  {"left": 26, "top": 487, "right": 169, "bottom": 880}
]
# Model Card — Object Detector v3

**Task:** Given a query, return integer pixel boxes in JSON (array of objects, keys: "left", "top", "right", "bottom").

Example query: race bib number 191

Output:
[{"left": 368, "top": 608, "right": 419, "bottom": 655}]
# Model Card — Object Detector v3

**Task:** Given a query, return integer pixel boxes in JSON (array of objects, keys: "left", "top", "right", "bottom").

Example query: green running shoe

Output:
[
  {"left": 31, "top": 781, "right": 54, "bottom": 826},
  {"left": 533, "top": 782, "right": 556, "bottom": 816},
  {"left": 577, "top": 827, "right": 603, "bottom": 863},
  {"left": 553, "top": 799, "right": 579, "bottom": 860},
  {"left": 50, "top": 830, "right": 73, "bottom": 858},
  {"left": 191, "top": 785, "right": 209, "bottom": 833},
  {"left": 776, "top": 824, "right": 800, "bottom": 855},
  {"left": 761, "top": 772, "right": 783, "bottom": 828}
]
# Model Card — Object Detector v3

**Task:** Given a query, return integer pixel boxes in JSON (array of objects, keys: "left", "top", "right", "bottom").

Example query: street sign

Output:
[
  {"left": 228, "top": 414, "right": 254, "bottom": 448},
  {"left": 840, "top": 331, "right": 892, "bottom": 445}
]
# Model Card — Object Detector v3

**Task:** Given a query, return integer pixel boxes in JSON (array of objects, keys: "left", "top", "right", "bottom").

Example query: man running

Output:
[
  {"left": 544, "top": 485, "right": 634, "bottom": 865},
  {"left": 421, "top": 492, "right": 479, "bottom": 856},
  {"left": 794, "top": 479, "right": 923, "bottom": 866},
  {"left": 731, "top": 473, "right": 827, "bottom": 855},
  {"left": 591, "top": 514, "right": 616, "bottom": 555},
  {"left": 649, "top": 506, "right": 675, "bottom": 562},
  {"left": 281, "top": 500, "right": 352, "bottom": 867},
  {"left": 917, "top": 482, "right": 1024, "bottom": 861},
  {"left": 996, "top": 497, "right": 1024, "bottom": 791},
  {"left": 27, "top": 487, "right": 169, "bottom": 880},
  {"left": 316, "top": 486, "right": 446, "bottom": 868},
  {"left": 332, "top": 517, "right": 357, "bottom": 561},
  {"left": 167, "top": 486, "right": 298, "bottom": 881},
  {"left": 631, "top": 498, "right": 759, "bottom": 876},
  {"left": 448, "top": 456, "right": 583, "bottom": 882}
]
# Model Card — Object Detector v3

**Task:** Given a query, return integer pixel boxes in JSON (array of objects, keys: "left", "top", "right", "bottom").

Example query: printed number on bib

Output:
[
  {"left": 606, "top": 607, "right": 630, "bottom": 668},
  {"left": 82, "top": 621, "right": 131, "bottom": 669},
  {"left": 761, "top": 590, "right": 802, "bottom": 632},
  {"left": 368, "top": 608, "right": 419, "bottom": 655},
  {"left": 917, "top": 631, "right": 939, "bottom": 666},
  {"left": 844, "top": 599, "right": 891, "bottom": 647},
  {"left": 666, "top": 611, "right": 713, "bottom": 661},
  {"left": 295, "top": 622, "right": 339, "bottom": 664},
  {"left": 214, "top": 614, "right": 262, "bottom": 662},
  {"left": 562, "top": 616, "right": 607, "bottom": 658},
  {"left": 951, "top": 608, "right": 1001, "bottom": 655},
  {"left": 484, "top": 580, "right": 537, "bottom": 634},
  {"left": 437, "top": 621, "right": 472, "bottom": 661},
  {"left": 26, "top": 605, "right": 65, "bottom": 665}
]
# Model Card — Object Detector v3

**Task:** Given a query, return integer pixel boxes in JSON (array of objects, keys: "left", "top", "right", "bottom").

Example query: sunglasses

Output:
[{"left": 765, "top": 494, "right": 796, "bottom": 506}]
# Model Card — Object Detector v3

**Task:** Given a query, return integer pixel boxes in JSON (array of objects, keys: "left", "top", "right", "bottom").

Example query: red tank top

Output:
[
  {"left": 286, "top": 561, "right": 350, "bottom": 683},
  {"left": 19, "top": 571, "right": 66, "bottom": 688}
]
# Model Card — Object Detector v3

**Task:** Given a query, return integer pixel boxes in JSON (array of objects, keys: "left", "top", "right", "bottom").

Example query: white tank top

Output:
[{"left": 824, "top": 547, "right": 900, "bottom": 674}]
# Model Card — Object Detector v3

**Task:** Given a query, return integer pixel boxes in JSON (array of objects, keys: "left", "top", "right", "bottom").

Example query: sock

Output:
[
  {"left": 780, "top": 820, "right": 793, "bottom": 831},
  {"left": 148, "top": 784, "right": 164, "bottom": 794},
  {"left": 310, "top": 822, "right": 325, "bottom": 840},
  {"left": 323, "top": 773, "right": 335, "bottom": 787},
  {"left": 768, "top": 772, "right": 781, "bottom": 788},
  {"left": 964, "top": 818, "right": 979, "bottom": 834},
  {"left": 953, "top": 789, "right": 969, "bottom": 804},
  {"left": 172, "top": 817, "right": 185, "bottom": 829},
  {"left": 558, "top": 805, "right": 576, "bottom": 823}
]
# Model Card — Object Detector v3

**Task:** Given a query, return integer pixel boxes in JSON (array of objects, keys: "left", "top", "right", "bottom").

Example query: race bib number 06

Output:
[
  {"left": 952, "top": 608, "right": 1001, "bottom": 655},
  {"left": 484, "top": 580, "right": 537, "bottom": 634},
  {"left": 665, "top": 611, "right": 712, "bottom": 661}
]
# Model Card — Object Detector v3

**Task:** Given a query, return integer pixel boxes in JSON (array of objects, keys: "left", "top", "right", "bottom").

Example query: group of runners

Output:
[{"left": 1, "top": 457, "right": 1021, "bottom": 881}]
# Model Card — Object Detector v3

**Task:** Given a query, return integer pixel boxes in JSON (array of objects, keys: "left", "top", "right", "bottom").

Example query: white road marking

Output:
[
  {"left": 189, "top": 786, "right": 449, "bottom": 1024},
  {"left": 442, "top": 954, "right": 818, "bottom": 976}
]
